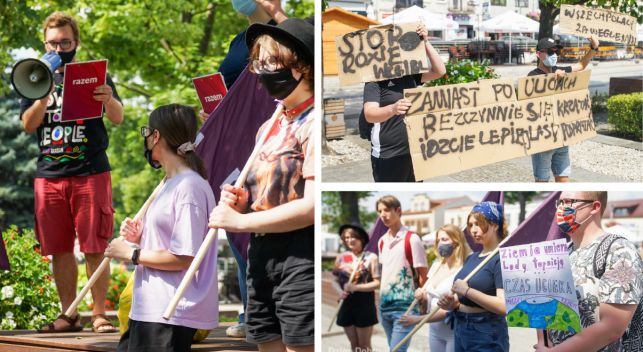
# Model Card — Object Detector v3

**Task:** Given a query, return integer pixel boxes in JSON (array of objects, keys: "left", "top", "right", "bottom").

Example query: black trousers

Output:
[
  {"left": 371, "top": 154, "right": 416, "bottom": 182},
  {"left": 117, "top": 319, "right": 196, "bottom": 352}
]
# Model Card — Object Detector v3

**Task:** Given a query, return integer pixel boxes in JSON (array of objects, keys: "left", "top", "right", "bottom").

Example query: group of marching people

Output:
[
  {"left": 333, "top": 193, "right": 643, "bottom": 352},
  {"left": 21, "top": 5, "right": 314, "bottom": 352}
]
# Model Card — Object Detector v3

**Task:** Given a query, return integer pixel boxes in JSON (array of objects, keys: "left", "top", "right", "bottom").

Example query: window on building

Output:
[
  {"left": 515, "top": 0, "right": 528, "bottom": 7},
  {"left": 491, "top": 0, "right": 506, "bottom": 5},
  {"left": 613, "top": 207, "right": 634, "bottom": 217}
]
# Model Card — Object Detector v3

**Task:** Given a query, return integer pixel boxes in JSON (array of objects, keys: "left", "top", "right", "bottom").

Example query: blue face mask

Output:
[
  {"left": 232, "top": 0, "right": 257, "bottom": 16},
  {"left": 543, "top": 53, "right": 557, "bottom": 67}
]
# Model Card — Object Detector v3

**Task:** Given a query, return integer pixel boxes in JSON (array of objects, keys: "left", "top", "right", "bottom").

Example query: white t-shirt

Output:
[
  {"left": 378, "top": 227, "right": 428, "bottom": 313},
  {"left": 130, "top": 170, "right": 219, "bottom": 330},
  {"left": 425, "top": 260, "right": 459, "bottom": 338}
]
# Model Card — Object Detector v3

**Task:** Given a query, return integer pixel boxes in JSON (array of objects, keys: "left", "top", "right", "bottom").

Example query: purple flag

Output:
[
  {"left": 465, "top": 191, "right": 504, "bottom": 252},
  {"left": 364, "top": 218, "right": 389, "bottom": 254},
  {"left": 195, "top": 67, "right": 276, "bottom": 261},
  {"left": 501, "top": 191, "right": 566, "bottom": 248},
  {"left": 0, "top": 235, "right": 8, "bottom": 270}
]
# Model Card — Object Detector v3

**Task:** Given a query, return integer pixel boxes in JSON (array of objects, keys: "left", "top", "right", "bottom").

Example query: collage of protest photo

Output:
[{"left": 0, "top": 0, "right": 642, "bottom": 352}]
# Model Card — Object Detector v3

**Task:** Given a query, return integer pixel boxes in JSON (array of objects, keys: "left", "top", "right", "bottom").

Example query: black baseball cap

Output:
[{"left": 537, "top": 37, "right": 563, "bottom": 51}]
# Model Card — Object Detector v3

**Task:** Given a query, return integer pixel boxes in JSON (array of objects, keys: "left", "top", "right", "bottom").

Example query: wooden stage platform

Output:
[{"left": 0, "top": 322, "right": 257, "bottom": 352}]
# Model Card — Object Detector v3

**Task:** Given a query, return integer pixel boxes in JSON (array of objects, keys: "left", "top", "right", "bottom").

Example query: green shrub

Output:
[
  {"left": 607, "top": 92, "right": 643, "bottom": 140},
  {"left": 0, "top": 226, "right": 59, "bottom": 330},
  {"left": 78, "top": 262, "right": 132, "bottom": 312},
  {"left": 591, "top": 92, "right": 609, "bottom": 114},
  {"left": 424, "top": 59, "right": 499, "bottom": 87}
]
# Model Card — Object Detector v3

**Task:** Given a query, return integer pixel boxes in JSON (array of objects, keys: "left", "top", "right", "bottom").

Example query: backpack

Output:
[
  {"left": 358, "top": 108, "right": 373, "bottom": 141},
  {"left": 379, "top": 231, "right": 419, "bottom": 289},
  {"left": 593, "top": 234, "right": 643, "bottom": 351}
]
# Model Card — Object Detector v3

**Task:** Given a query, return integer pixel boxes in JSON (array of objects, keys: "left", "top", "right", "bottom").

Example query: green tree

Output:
[
  {"left": 504, "top": 192, "right": 539, "bottom": 223},
  {"left": 0, "top": 94, "right": 38, "bottom": 229},
  {"left": 322, "top": 192, "right": 377, "bottom": 233},
  {"left": 1, "top": 0, "right": 313, "bottom": 232},
  {"left": 537, "top": 0, "right": 642, "bottom": 40}
]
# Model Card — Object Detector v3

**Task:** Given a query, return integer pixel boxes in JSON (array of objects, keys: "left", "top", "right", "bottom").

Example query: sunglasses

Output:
[
  {"left": 140, "top": 126, "right": 155, "bottom": 138},
  {"left": 540, "top": 48, "right": 558, "bottom": 56}
]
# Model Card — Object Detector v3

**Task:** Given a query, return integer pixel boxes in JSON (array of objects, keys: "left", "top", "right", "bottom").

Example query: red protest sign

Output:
[
  {"left": 193, "top": 73, "right": 228, "bottom": 114},
  {"left": 61, "top": 60, "right": 108, "bottom": 121}
]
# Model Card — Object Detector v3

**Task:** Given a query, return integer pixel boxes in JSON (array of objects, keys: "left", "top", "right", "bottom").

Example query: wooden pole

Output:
[
  {"left": 162, "top": 105, "right": 284, "bottom": 320},
  {"left": 327, "top": 251, "right": 366, "bottom": 332},
  {"left": 64, "top": 178, "right": 166, "bottom": 318},
  {"left": 392, "top": 232, "right": 514, "bottom": 352}
]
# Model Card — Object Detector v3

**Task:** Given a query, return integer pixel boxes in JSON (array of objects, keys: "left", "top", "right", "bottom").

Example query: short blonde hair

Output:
[
  {"left": 43, "top": 12, "right": 80, "bottom": 42},
  {"left": 434, "top": 224, "right": 471, "bottom": 266},
  {"left": 581, "top": 191, "right": 608, "bottom": 216}
]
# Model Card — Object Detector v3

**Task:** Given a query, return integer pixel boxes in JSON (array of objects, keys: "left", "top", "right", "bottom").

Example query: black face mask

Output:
[
  {"left": 143, "top": 136, "right": 161, "bottom": 169},
  {"left": 58, "top": 48, "right": 76, "bottom": 66},
  {"left": 257, "top": 68, "right": 302, "bottom": 100}
]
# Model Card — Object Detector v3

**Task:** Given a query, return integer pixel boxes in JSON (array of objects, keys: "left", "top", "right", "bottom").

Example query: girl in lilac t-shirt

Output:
[{"left": 105, "top": 104, "right": 218, "bottom": 352}]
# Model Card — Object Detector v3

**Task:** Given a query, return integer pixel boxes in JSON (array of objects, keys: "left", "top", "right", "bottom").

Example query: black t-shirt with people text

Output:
[{"left": 20, "top": 73, "right": 121, "bottom": 178}]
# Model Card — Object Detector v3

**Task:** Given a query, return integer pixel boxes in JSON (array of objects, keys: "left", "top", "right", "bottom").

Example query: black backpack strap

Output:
[{"left": 593, "top": 233, "right": 625, "bottom": 279}]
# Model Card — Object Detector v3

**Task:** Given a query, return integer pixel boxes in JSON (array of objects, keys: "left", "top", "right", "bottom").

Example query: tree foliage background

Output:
[
  {"left": 322, "top": 192, "right": 377, "bottom": 233},
  {"left": 0, "top": 0, "right": 313, "bottom": 232}
]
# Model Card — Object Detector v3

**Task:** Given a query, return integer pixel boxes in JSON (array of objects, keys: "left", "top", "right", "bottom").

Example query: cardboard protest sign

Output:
[
  {"left": 335, "top": 22, "right": 430, "bottom": 86},
  {"left": 61, "top": 60, "right": 108, "bottom": 121},
  {"left": 405, "top": 70, "right": 596, "bottom": 180},
  {"left": 405, "top": 78, "right": 516, "bottom": 115},
  {"left": 517, "top": 70, "right": 590, "bottom": 100},
  {"left": 193, "top": 72, "right": 228, "bottom": 114},
  {"left": 500, "top": 239, "right": 582, "bottom": 333},
  {"left": 559, "top": 5, "right": 637, "bottom": 45}
]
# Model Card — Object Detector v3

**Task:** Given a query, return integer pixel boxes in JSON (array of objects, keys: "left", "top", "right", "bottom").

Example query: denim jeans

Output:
[
  {"left": 531, "top": 146, "right": 571, "bottom": 181},
  {"left": 453, "top": 311, "right": 509, "bottom": 352},
  {"left": 228, "top": 238, "right": 247, "bottom": 324},
  {"left": 380, "top": 310, "right": 415, "bottom": 352}
]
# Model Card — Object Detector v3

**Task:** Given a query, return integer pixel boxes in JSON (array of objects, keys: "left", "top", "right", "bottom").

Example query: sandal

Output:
[
  {"left": 37, "top": 313, "right": 83, "bottom": 333},
  {"left": 92, "top": 313, "right": 118, "bottom": 333}
]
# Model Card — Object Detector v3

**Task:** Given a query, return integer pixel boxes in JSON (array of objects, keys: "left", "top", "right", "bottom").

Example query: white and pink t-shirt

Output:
[
  {"left": 130, "top": 169, "right": 219, "bottom": 330},
  {"left": 378, "top": 227, "right": 427, "bottom": 313}
]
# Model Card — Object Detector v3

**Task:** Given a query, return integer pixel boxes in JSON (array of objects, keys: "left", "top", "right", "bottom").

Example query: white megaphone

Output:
[{"left": 10, "top": 52, "right": 62, "bottom": 100}]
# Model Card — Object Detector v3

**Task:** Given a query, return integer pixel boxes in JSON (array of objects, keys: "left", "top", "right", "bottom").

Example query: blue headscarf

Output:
[{"left": 471, "top": 201, "right": 504, "bottom": 228}]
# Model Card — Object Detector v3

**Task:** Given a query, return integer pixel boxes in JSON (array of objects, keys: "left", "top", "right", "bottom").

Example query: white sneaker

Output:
[{"left": 226, "top": 323, "right": 246, "bottom": 338}]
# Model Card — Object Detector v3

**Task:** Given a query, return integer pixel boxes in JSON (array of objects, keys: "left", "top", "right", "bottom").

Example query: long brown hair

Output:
[
  {"left": 434, "top": 224, "right": 471, "bottom": 266},
  {"left": 468, "top": 212, "right": 508, "bottom": 239},
  {"left": 149, "top": 104, "right": 207, "bottom": 179}
]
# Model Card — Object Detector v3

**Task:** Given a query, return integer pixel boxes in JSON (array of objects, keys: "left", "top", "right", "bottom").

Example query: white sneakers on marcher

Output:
[{"left": 226, "top": 322, "right": 246, "bottom": 338}]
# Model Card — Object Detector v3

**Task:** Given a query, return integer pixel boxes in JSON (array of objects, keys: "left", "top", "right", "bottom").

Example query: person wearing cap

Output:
[
  {"left": 363, "top": 23, "right": 446, "bottom": 182},
  {"left": 104, "top": 104, "right": 219, "bottom": 352},
  {"left": 375, "top": 195, "right": 428, "bottom": 352},
  {"left": 331, "top": 223, "right": 380, "bottom": 352},
  {"left": 528, "top": 35, "right": 599, "bottom": 183},
  {"left": 437, "top": 201, "right": 509, "bottom": 352},
  {"left": 209, "top": 18, "right": 314, "bottom": 351}
]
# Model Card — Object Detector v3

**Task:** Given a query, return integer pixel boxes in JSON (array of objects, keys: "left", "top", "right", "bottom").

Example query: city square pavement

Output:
[{"left": 322, "top": 60, "right": 643, "bottom": 183}]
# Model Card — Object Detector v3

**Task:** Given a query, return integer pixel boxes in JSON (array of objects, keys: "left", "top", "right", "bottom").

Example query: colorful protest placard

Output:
[
  {"left": 193, "top": 72, "right": 228, "bottom": 114},
  {"left": 335, "top": 22, "right": 430, "bottom": 86},
  {"left": 61, "top": 60, "right": 108, "bottom": 121},
  {"left": 405, "top": 71, "right": 596, "bottom": 180},
  {"left": 559, "top": 5, "right": 637, "bottom": 45},
  {"left": 500, "top": 238, "right": 581, "bottom": 333}
]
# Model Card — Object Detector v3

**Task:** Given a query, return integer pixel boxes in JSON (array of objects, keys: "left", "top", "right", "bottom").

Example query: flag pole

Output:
[
  {"left": 65, "top": 177, "right": 167, "bottom": 318},
  {"left": 163, "top": 104, "right": 284, "bottom": 320},
  {"left": 392, "top": 229, "right": 516, "bottom": 352},
  {"left": 327, "top": 251, "right": 366, "bottom": 332}
]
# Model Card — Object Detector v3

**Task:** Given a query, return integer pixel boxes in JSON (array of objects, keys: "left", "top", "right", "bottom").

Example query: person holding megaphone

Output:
[{"left": 18, "top": 11, "right": 123, "bottom": 334}]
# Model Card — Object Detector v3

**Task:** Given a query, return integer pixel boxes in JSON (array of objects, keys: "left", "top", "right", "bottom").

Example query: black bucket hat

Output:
[
  {"left": 245, "top": 18, "right": 314, "bottom": 64},
  {"left": 338, "top": 223, "right": 369, "bottom": 246}
]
